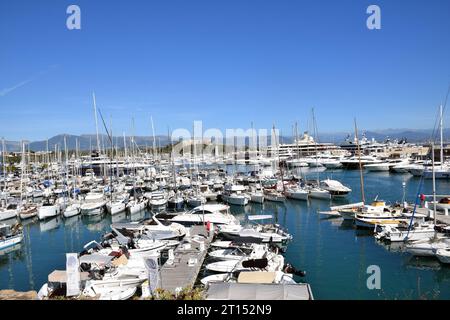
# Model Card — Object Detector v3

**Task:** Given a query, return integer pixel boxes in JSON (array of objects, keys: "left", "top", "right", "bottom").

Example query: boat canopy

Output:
[
  {"left": 237, "top": 271, "right": 276, "bottom": 284},
  {"left": 206, "top": 283, "right": 314, "bottom": 300}
]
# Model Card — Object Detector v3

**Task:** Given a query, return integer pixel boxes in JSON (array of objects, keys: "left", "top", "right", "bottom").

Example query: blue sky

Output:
[{"left": 1, "top": 0, "right": 449, "bottom": 141}]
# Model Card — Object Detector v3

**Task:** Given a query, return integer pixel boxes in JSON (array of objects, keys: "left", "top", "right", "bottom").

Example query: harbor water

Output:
[{"left": 1, "top": 168, "right": 450, "bottom": 299}]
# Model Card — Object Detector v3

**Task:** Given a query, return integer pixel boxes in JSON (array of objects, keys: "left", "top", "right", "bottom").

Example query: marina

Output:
[{"left": 2, "top": 0, "right": 450, "bottom": 304}]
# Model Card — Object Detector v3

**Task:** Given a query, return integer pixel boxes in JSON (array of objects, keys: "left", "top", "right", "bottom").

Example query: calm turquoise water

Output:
[{"left": 1, "top": 169, "right": 450, "bottom": 299}]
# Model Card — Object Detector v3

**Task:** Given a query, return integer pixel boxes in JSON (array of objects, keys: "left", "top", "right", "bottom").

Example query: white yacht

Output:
[
  {"left": 148, "top": 191, "right": 168, "bottom": 209},
  {"left": 340, "top": 155, "right": 382, "bottom": 170},
  {"left": 222, "top": 184, "right": 250, "bottom": 206},
  {"left": 63, "top": 202, "right": 81, "bottom": 218},
  {"left": 81, "top": 192, "right": 107, "bottom": 216},
  {"left": 0, "top": 203, "right": 19, "bottom": 221},
  {"left": 126, "top": 197, "right": 148, "bottom": 215},
  {"left": 285, "top": 185, "right": 308, "bottom": 201},
  {"left": 364, "top": 158, "right": 410, "bottom": 172},
  {"left": 38, "top": 198, "right": 61, "bottom": 220},
  {"left": 0, "top": 223, "right": 22, "bottom": 250},
  {"left": 308, "top": 186, "right": 331, "bottom": 200},
  {"left": 156, "top": 204, "right": 238, "bottom": 226},
  {"left": 319, "top": 179, "right": 351, "bottom": 198}
]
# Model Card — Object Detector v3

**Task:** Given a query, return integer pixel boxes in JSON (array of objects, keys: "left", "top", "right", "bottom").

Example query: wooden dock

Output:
[{"left": 158, "top": 225, "right": 213, "bottom": 293}]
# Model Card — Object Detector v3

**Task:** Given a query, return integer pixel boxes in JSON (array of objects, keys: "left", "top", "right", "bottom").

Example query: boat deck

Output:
[{"left": 159, "top": 225, "right": 213, "bottom": 293}]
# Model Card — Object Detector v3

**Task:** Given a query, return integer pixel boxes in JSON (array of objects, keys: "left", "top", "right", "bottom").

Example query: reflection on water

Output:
[
  {"left": 39, "top": 217, "right": 61, "bottom": 232},
  {"left": 0, "top": 244, "right": 21, "bottom": 256},
  {"left": 130, "top": 210, "right": 146, "bottom": 222},
  {"left": 111, "top": 212, "right": 127, "bottom": 223}
]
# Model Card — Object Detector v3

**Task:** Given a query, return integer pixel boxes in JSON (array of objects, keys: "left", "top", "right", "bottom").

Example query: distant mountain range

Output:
[{"left": 2, "top": 129, "right": 447, "bottom": 152}]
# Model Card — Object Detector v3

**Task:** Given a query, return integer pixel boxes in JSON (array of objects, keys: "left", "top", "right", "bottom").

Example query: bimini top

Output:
[
  {"left": 206, "top": 283, "right": 314, "bottom": 300},
  {"left": 237, "top": 271, "right": 276, "bottom": 284}
]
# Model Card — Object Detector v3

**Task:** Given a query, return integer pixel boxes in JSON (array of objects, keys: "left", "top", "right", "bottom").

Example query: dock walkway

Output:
[{"left": 159, "top": 225, "right": 213, "bottom": 293}]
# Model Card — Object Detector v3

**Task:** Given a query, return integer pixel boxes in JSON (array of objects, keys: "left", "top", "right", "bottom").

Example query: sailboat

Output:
[
  {"left": 18, "top": 142, "right": 38, "bottom": 220},
  {"left": 306, "top": 109, "right": 331, "bottom": 200},
  {"left": 412, "top": 105, "right": 450, "bottom": 179}
]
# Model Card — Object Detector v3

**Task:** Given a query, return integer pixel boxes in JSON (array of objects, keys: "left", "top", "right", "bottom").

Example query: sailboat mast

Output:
[
  {"left": 92, "top": 92, "right": 101, "bottom": 154},
  {"left": 440, "top": 104, "right": 444, "bottom": 164},
  {"left": 19, "top": 141, "right": 24, "bottom": 204},
  {"left": 431, "top": 143, "right": 437, "bottom": 225},
  {"left": 312, "top": 108, "right": 320, "bottom": 184},
  {"left": 354, "top": 119, "right": 366, "bottom": 204},
  {"left": 150, "top": 116, "right": 156, "bottom": 161}
]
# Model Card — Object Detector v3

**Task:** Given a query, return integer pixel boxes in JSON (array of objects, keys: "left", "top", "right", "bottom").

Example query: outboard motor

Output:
[{"left": 283, "top": 263, "right": 306, "bottom": 277}]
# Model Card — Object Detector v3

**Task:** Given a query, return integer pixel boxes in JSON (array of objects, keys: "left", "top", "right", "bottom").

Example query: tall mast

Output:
[
  {"left": 312, "top": 108, "right": 320, "bottom": 184},
  {"left": 354, "top": 119, "right": 366, "bottom": 204},
  {"left": 2, "top": 138, "right": 6, "bottom": 193},
  {"left": 63, "top": 135, "right": 68, "bottom": 205},
  {"left": 92, "top": 92, "right": 101, "bottom": 154},
  {"left": 19, "top": 141, "right": 25, "bottom": 204},
  {"left": 150, "top": 115, "right": 156, "bottom": 160},
  {"left": 123, "top": 132, "right": 128, "bottom": 159},
  {"left": 431, "top": 143, "right": 437, "bottom": 226},
  {"left": 440, "top": 104, "right": 444, "bottom": 165}
]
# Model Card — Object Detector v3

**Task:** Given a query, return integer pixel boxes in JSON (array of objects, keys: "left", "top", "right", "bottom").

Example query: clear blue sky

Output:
[{"left": 1, "top": 0, "right": 449, "bottom": 141}]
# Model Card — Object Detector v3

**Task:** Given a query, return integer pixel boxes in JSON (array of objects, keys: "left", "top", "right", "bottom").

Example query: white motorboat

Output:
[
  {"left": 263, "top": 189, "right": 285, "bottom": 202},
  {"left": 247, "top": 186, "right": 265, "bottom": 204},
  {"left": 19, "top": 204, "right": 38, "bottom": 220},
  {"left": 63, "top": 202, "right": 81, "bottom": 218},
  {"left": 106, "top": 193, "right": 129, "bottom": 215},
  {"left": 208, "top": 244, "right": 268, "bottom": 261},
  {"left": 319, "top": 179, "right": 351, "bottom": 198},
  {"left": 338, "top": 200, "right": 387, "bottom": 221},
  {"left": 308, "top": 187, "right": 331, "bottom": 200},
  {"left": 340, "top": 155, "right": 382, "bottom": 170},
  {"left": 364, "top": 159, "right": 404, "bottom": 172},
  {"left": 205, "top": 253, "right": 285, "bottom": 273},
  {"left": 222, "top": 185, "right": 250, "bottom": 206},
  {"left": 106, "top": 200, "right": 127, "bottom": 216},
  {"left": 81, "top": 192, "right": 106, "bottom": 216},
  {"left": 200, "top": 270, "right": 296, "bottom": 286},
  {"left": 320, "top": 158, "right": 343, "bottom": 169},
  {"left": 217, "top": 216, "right": 292, "bottom": 246},
  {"left": 0, "top": 203, "right": 19, "bottom": 221},
  {"left": 113, "top": 216, "right": 186, "bottom": 241},
  {"left": 156, "top": 204, "right": 238, "bottom": 226},
  {"left": 38, "top": 200, "right": 60, "bottom": 220},
  {"left": 127, "top": 198, "right": 148, "bottom": 215},
  {"left": 285, "top": 186, "right": 308, "bottom": 201},
  {"left": 148, "top": 192, "right": 168, "bottom": 209},
  {"left": 405, "top": 237, "right": 450, "bottom": 257},
  {"left": 0, "top": 223, "right": 22, "bottom": 250},
  {"left": 374, "top": 222, "right": 436, "bottom": 242}
]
